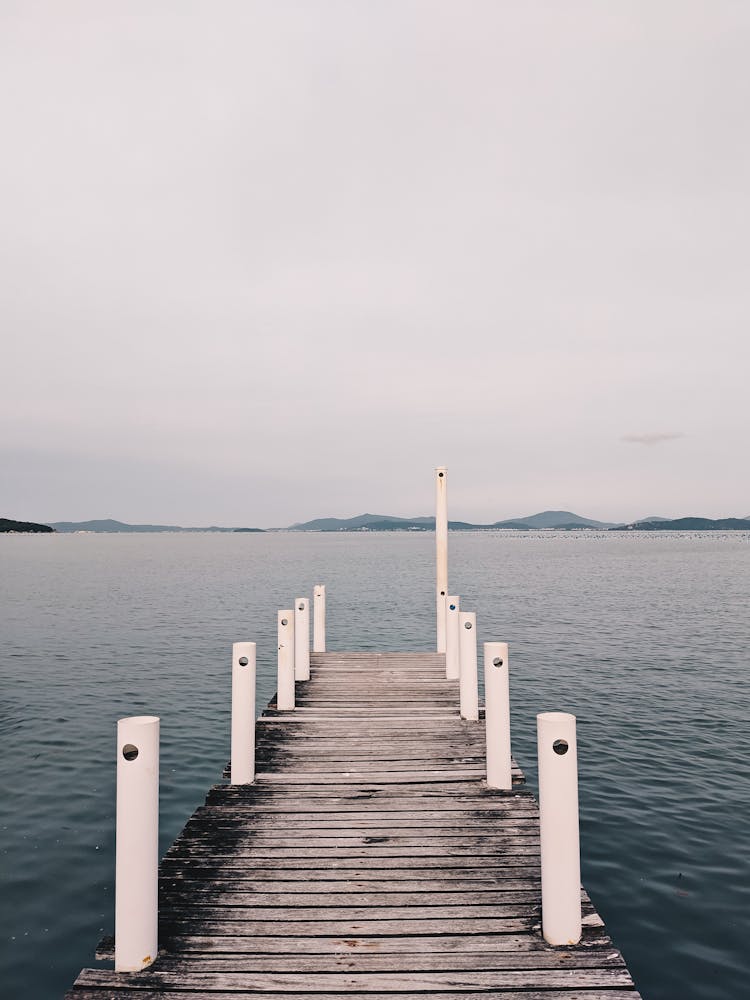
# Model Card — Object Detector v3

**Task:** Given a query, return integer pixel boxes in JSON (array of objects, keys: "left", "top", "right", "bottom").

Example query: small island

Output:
[{"left": 1, "top": 518, "right": 55, "bottom": 533}]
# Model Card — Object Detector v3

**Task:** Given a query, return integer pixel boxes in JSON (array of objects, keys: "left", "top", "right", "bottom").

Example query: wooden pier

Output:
[{"left": 66, "top": 650, "right": 641, "bottom": 998}]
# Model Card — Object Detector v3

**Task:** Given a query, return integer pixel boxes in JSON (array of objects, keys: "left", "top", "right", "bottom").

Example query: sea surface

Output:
[{"left": 1, "top": 530, "right": 749, "bottom": 999}]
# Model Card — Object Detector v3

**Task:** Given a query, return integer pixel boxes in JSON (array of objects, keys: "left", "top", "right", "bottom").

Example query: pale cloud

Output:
[{"left": 621, "top": 432, "right": 685, "bottom": 446}]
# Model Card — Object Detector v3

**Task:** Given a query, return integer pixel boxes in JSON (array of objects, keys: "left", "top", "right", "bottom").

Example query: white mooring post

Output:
[
  {"left": 484, "top": 642, "right": 512, "bottom": 790},
  {"left": 231, "top": 641, "right": 256, "bottom": 784},
  {"left": 435, "top": 466, "right": 448, "bottom": 652},
  {"left": 313, "top": 584, "right": 326, "bottom": 652},
  {"left": 537, "top": 711, "right": 582, "bottom": 946},
  {"left": 115, "top": 715, "right": 159, "bottom": 972},
  {"left": 458, "top": 611, "right": 479, "bottom": 720},
  {"left": 277, "top": 611, "right": 295, "bottom": 710},
  {"left": 445, "top": 595, "right": 460, "bottom": 680},
  {"left": 294, "top": 598, "right": 311, "bottom": 680}
]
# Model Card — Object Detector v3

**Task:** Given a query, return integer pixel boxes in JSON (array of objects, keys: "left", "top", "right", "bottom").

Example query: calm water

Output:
[{"left": 1, "top": 531, "right": 749, "bottom": 999}]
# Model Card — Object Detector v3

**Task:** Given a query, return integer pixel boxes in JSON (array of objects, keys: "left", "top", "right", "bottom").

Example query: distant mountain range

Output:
[
  {"left": 289, "top": 510, "right": 619, "bottom": 531},
  {"left": 47, "top": 519, "right": 264, "bottom": 533}
]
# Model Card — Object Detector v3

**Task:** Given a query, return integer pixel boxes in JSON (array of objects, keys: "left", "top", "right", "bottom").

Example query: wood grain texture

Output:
[{"left": 67, "top": 650, "right": 639, "bottom": 998}]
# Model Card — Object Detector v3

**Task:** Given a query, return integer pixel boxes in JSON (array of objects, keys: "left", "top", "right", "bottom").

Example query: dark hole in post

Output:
[
  {"left": 238, "top": 656, "right": 249, "bottom": 666},
  {"left": 449, "top": 604, "right": 456, "bottom": 611},
  {"left": 298, "top": 604, "right": 304, "bottom": 611},
  {"left": 281, "top": 618, "right": 288, "bottom": 626},
  {"left": 438, "top": 472, "right": 444, "bottom": 478},
  {"left": 553, "top": 739, "right": 569, "bottom": 756},
  {"left": 122, "top": 744, "right": 139, "bottom": 761},
  {"left": 440, "top": 591, "right": 445, "bottom": 596},
  {"left": 464, "top": 621, "right": 472, "bottom": 629},
  {"left": 492, "top": 657, "right": 504, "bottom": 667}
]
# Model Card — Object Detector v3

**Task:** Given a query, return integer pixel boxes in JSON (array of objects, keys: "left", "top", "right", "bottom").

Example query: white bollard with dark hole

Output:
[
  {"left": 115, "top": 715, "right": 159, "bottom": 972},
  {"left": 435, "top": 466, "right": 448, "bottom": 653},
  {"left": 313, "top": 584, "right": 326, "bottom": 652},
  {"left": 294, "top": 598, "right": 311, "bottom": 680},
  {"left": 277, "top": 611, "right": 295, "bottom": 710},
  {"left": 445, "top": 595, "right": 460, "bottom": 680},
  {"left": 458, "top": 611, "right": 479, "bottom": 720},
  {"left": 484, "top": 642, "right": 512, "bottom": 790},
  {"left": 231, "top": 642, "right": 256, "bottom": 784},
  {"left": 537, "top": 711, "right": 582, "bottom": 945}
]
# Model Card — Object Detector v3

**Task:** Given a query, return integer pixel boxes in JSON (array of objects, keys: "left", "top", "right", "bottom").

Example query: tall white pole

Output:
[
  {"left": 458, "top": 611, "right": 479, "bottom": 720},
  {"left": 445, "top": 595, "right": 460, "bottom": 680},
  {"left": 115, "top": 715, "right": 159, "bottom": 972},
  {"left": 277, "top": 611, "right": 295, "bottom": 710},
  {"left": 435, "top": 466, "right": 448, "bottom": 652},
  {"left": 484, "top": 642, "right": 512, "bottom": 790},
  {"left": 313, "top": 584, "right": 326, "bottom": 653},
  {"left": 231, "top": 642, "right": 256, "bottom": 784},
  {"left": 294, "top": 598, "right": 311, "bottom": 680},
  {"left": 537, "top": 711, "right": 582, "bottom": 946}
]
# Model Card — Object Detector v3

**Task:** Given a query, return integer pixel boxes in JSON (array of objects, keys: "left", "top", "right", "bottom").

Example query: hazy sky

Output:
[{"left": 2, "top": 1, "right": 748, "bottom": 527}]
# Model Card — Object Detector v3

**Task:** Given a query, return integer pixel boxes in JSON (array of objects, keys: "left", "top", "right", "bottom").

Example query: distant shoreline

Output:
[{"left": 5, "top": 521, "right": 750, "bottom": 535}]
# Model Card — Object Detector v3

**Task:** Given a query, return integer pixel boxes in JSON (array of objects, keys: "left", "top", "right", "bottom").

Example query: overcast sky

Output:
[{"left": 2, "top": 1, "right": 748, "bottom": 527}]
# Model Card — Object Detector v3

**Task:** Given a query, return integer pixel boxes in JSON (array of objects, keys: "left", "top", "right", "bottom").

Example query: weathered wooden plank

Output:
[
  {"left": 219, "top": 781, "right": 525, "bottom": 793},
  {"left": 69, "top": 990, "right": 642, "bottom": 1000},
  {"left": 165, "top": 845, "right": 542, "bottom": 859},
  {"left": 205, "top": 794, "right": 532, "bottom": 811},
  {"left": 97, "top": 930, "right": 610, "bottom": 960},
  {"left": 173, "top": 826, "right": 539, "bottom": 846},
  {"left": 186, "top": 811, "right": 539, "bottom": 829},
  {"left": 254, "top": 746, "right": 488, "bottom": 755},
  {"left": 97, "top": 929, "right": 611, "bottom": 960},
  {"left": 159, "top": 889, "right": 544, "bottom": 908},
  {"left": 161, "top": 856, "right": 541, "bottom": 872},
  {"left": 161, "top": 878, "right": 542, "bottom": 892},
  {"left": 161, "top": 863, "right": 540, "bottom": 878},
  {"left": 179, "top": 812, "right": 538, "bottom": 827},
  {"left": 278, "top": 699, "right": 458, "bottom": 721},
  {"left": 177, "top": 831, "right": 538, "bottom": 844},
  {"left": 258, "top": 718, "right": 482, "bottom": 728},
  {"left": 75, "top": 967, "right": 635, "bottom": 990},
  {"left": 204, "top": 803, "right": 534, "bottom": 816},
  {"left": 155, "top": 916, "right": 537, "bottom": 936},
  {"left": 102, "top": 950, "right": 627, "bottom": 974},
  {"left": 251, "top": 772, "right": 498, "bottom": 784},
  {"left": 205, "top": 791, "right": 534, "bottom": 806},
  {"left": 155, "top": 903, "right": 541, "bottom": 921}
]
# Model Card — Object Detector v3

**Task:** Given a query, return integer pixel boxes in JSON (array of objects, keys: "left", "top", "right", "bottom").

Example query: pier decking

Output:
[{"left": 67, "top": 651, "right": 640, "bottom": 998}]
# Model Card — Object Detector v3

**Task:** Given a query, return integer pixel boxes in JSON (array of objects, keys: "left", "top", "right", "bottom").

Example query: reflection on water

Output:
[{"left": 1, "top": 530, "right": 748, "bottom": 998}]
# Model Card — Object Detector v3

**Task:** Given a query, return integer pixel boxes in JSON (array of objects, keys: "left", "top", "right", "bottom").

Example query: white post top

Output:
[
  {"left": 538, "top": 711, "right": 577, "bottom": 730},
  {"left": 117, "top": 716, "right": 160, "bottom": 760},
  {"left": 232, "top": 641, "right": 255, "bottom": 662},
  {"left": 485, "top": 641, "right": 509, "bottom": 664},
  {"left": 118, "top": 715, "right": 160, "bottom": 729}
]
